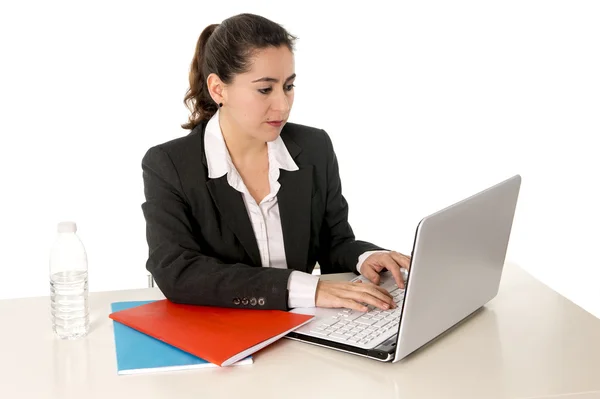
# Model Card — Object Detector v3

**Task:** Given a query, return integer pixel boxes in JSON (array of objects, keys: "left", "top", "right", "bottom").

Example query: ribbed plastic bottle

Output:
[{"left": 49, "top": 221, "right": 89, "bottom": 339}]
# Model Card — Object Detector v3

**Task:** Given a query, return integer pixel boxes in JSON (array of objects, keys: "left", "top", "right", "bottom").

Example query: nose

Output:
[{"left": 271, "top": 89, "right": 291, "bottom": 114}]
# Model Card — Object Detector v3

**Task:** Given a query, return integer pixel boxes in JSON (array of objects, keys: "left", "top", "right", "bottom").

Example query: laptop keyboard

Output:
[{"left": 308, "top": 286, "right": 405, "bottom": 349}]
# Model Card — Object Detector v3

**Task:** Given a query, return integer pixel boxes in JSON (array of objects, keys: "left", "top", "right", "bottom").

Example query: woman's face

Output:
[{"left": 211, "top": 45, "right": 296, "bottom": 143}]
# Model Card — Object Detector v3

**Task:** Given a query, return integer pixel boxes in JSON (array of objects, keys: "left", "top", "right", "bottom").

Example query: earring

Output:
[{"left": 218, "top": 102, "right": 223, "bottom": 108}]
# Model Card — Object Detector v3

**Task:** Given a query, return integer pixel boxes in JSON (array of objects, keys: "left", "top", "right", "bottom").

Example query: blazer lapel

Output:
[
  {"left": 206, "top": 177, "right": 262, "bottom": 267},
  {"left": 201, "top": 126, "right": 313, "bottom": 272},
  {"left": 277, "top": 135, "right": 313, "bottom": 272}
]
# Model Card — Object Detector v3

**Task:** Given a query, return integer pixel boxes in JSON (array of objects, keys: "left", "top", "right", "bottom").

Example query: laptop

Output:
[{"left": 286, "top": 174, "right": 522, "bottom": 363}]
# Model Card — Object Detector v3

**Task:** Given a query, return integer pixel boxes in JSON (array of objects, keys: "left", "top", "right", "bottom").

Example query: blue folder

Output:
[{"left": 110, "top": 300, "right": 253, "bottom": 374}]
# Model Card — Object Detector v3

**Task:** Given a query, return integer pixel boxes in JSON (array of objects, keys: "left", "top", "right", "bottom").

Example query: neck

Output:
[{"left": 219, "top": 112, "right": 267, "bottom": 167}]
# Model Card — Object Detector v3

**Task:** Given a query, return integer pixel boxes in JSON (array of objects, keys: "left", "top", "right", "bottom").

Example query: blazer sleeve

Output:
[
  {"left": 141, "top": 145, "right": 294, "bottom": 310},
  {"left": 317, "top": 131, "right": 387, "bottom": 274}
]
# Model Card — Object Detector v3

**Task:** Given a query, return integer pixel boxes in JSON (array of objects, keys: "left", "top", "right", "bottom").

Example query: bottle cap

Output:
[{"left": 57, "top": 221, "right": 77, "bottom": 233}]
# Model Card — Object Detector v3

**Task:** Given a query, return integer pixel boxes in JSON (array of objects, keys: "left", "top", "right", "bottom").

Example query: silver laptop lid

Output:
[{"left": 394, "top": 175, "right": 521, "bottom": 361}]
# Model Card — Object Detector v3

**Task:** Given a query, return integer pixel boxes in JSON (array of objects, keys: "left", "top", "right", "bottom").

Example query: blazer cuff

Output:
[
  {"left": 287, "top": 271, "right": 320, "bottom": 309},
  {"left": 356, "top": 250, "right": 390, "bottom": 274}
]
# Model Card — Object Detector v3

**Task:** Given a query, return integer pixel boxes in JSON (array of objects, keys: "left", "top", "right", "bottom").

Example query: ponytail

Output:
[{"left": 181, "top": 24, "right": 220, "bottom": 130}]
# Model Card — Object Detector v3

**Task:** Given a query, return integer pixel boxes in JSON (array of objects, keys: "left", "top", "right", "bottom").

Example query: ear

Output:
[{"left": 206, "top": 73, "right": 225, "bottom": 105}]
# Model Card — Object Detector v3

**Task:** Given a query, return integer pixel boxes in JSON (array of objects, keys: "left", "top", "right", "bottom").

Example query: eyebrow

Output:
[{"left": 251, "top": 73, "right": 296, "bottom": 83}]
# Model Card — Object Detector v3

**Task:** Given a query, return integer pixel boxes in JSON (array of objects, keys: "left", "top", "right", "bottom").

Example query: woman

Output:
[{"left": 141, "top": 13, "right": 411, "bottom": 312}]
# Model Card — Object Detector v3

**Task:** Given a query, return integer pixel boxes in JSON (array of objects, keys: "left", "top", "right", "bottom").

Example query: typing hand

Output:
[
  {"left": 360, "top": 251, "right": 411, "bottom": 289},
  {"left": 314, "top": 280, "right": 396, "bottom": 312}
]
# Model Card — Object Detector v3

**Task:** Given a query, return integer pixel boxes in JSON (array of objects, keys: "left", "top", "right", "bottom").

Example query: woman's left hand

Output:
[{"left": 360, "top": 251, "right": 411, "bottom": 288}]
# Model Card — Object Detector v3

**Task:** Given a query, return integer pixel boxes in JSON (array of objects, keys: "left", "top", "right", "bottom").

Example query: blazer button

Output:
[
  {"left": 258, "top": 297, "right": 265, "bottom": 306},
  {"left": 241, "top": 297, "right": 249, "bottom": 305},
  {"left": 233, "top": 297, "right": 241, "bottom": 305},
  {"left": 250, "top": 297, "right": 257, "bottom": 306}
]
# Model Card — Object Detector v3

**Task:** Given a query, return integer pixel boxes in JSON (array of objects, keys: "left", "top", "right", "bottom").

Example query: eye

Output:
[{"left": 258, "top": 84, "right": 295, "bottom": 95}]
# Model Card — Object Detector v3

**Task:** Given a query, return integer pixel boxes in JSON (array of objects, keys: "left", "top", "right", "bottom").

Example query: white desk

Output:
[{"left": 1, "top": 263, "right": 599, "bottom": 399}]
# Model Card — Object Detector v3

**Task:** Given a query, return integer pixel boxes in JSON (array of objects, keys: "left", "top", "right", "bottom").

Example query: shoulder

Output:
[
  {"left": 280, "top": 121, "right": 331, "bottom": 143},
  {"left": 148, "top": 123, "right": 205, "bottom": 154},
  {"left": 142, "top": 123, "right": 206, "bottom": 162},
  {"left": 141, "top": 124, "right": 208, "bottom": 188},
  {"left": 279, "top": 121, "right": 335, "bottom": 157}
]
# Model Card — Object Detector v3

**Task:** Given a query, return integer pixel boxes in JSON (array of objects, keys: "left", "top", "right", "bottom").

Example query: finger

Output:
[
  {"left": 356, "top": 290, "right": 394, "bottom": 310},
  {"left": 350, "top": 284, "right": 395, "bottom": 310},
  {"left": 381, "top": 256, "right": 406, "bottom": 289},
  {"left": 390, "top": 251, "right": 411, "bottom": 271},
  {"left": 369, "top": 284, "right": 394, "bottom": 300},
  {"left": 353, "top": 280, "right": 393, "bottom": 298},
  {"left": 360, "top": 265, "right": 381, "bottom": 285},
  {"left": 338, "top": 298, "right": 368, "bottom": 312},
  {"left": 366, "top": 284, "right": 396, "bottom": 308},
  {"left": 372, "top": 262, "right": 386, "bottom": 273}
]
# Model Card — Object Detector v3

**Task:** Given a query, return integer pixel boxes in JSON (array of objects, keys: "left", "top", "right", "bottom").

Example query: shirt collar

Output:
[{"left": 204, "top": 109, "right": 299, "bottom": 179}]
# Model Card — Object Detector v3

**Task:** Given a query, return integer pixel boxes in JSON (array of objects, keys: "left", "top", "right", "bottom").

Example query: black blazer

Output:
[{"left": 141, "top": 120, "right": 384, "bottom": 311}]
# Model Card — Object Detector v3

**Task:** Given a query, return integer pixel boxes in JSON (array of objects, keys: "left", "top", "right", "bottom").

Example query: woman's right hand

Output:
[{"left": 314, "top": 280, "right": 396, "bottom": 312}]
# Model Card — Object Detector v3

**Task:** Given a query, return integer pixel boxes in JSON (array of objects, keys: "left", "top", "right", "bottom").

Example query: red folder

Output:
[{"left": 108, "top": 299, "right": 314, "bottom": 367}]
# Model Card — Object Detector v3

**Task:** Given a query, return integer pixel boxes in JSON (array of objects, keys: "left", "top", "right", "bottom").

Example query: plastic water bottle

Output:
[{"left": 50, "top": 221, "right": 90, "bottom": 339}]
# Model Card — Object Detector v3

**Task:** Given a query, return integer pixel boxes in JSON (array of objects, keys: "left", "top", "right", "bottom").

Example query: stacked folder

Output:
[{"left": 109, "top": 299, "right": 314, "bottom": 374}]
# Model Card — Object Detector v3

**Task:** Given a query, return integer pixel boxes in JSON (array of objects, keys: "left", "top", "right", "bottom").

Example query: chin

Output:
[
  {"left": 260, "top": 127, "right": 283, "bottom": 142},
  {"left": 264, "top": 132, "right": 281, "bottom": 142}
]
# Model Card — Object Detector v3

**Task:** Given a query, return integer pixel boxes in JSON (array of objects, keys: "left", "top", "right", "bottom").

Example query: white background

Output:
[{"left": 1, "top": 0, "right": 598, "bottom": 318}]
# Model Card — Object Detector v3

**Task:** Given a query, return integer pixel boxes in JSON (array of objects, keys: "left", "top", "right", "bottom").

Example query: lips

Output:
[{"left": 267, "top": 121, "right": 283, "bottom": 127}]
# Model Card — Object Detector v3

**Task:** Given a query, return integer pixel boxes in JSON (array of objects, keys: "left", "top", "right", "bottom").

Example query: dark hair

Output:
[{"left": 181, "top": 13, "right": 298, "bottom": 130}]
